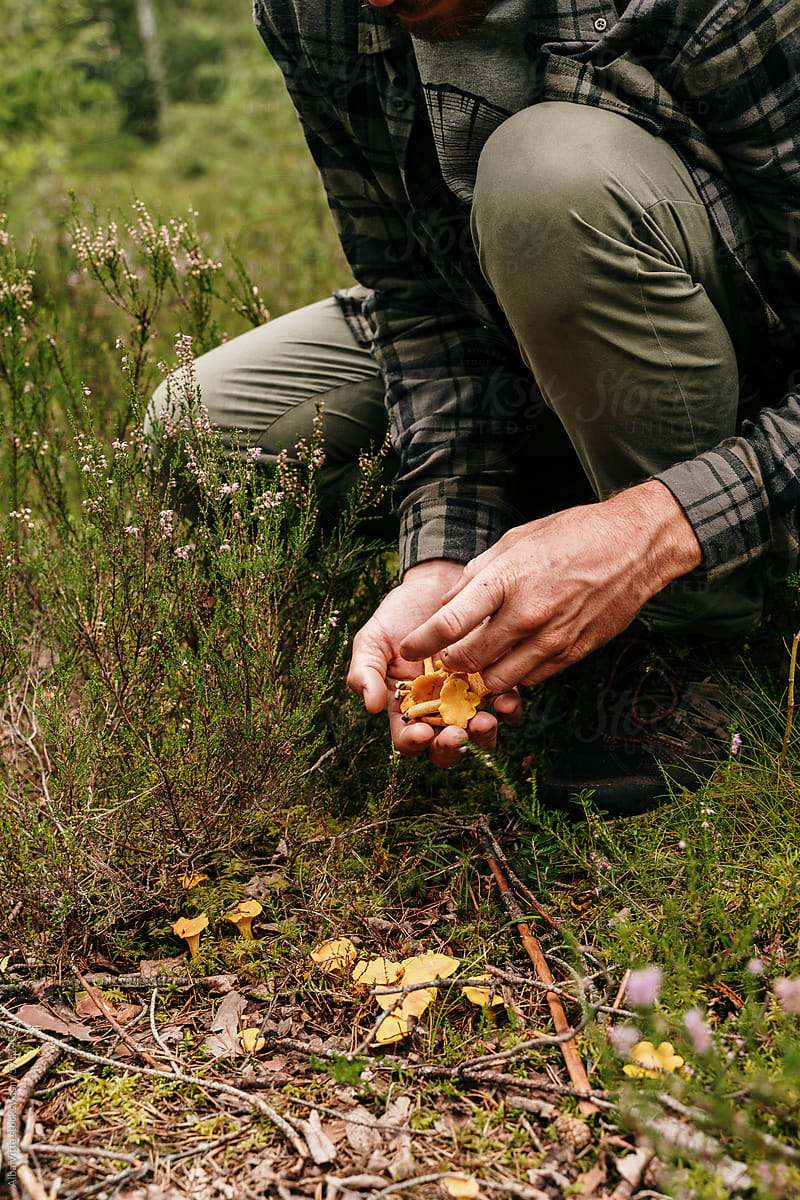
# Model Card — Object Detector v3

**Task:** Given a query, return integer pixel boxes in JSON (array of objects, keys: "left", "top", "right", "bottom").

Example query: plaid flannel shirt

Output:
[{"left": 253, "top": 0, "right": 800, "bottom": 582}]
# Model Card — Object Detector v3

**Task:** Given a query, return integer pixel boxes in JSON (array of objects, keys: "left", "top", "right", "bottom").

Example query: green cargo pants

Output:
[{"left": 148, "top": 101, "right": 761, "bottom": 637}]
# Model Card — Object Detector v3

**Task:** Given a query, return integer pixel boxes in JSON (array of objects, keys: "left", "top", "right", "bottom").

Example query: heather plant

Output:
[{"left": 0, "top": 204, "right": 389, "bottom": 947}]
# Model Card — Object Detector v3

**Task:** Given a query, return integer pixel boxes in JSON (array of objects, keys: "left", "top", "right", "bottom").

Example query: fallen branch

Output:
[
  {"left": 241, "top": 1032, "right": 612, "bottom": 1103},
  {"left": 656, "top": 1091, "right": 800, "bottom": 1166},
  {"left": 479, "top": 832, "right": 600, "bottom": 1116},
  {"left": 148, "top": 987, "right": 182, "bottom": 1075},
  {"left": 0, "top": 1004, "right": 307, "bottom": 1159},
  {"left": 27, "top": 1143, "right": 142, "bottom": 1164},
  {"left": 1, "top": 1041, "right": 62, "bottom": 1197}
]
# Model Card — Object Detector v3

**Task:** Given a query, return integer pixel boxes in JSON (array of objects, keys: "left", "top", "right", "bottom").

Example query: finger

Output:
[
  {"left": 399, "top": 574, "right": 504, "bottom": 663},
  {"left": 493, "top": 690, "right": 523, "bottom": 724},
  {"left": 466, "top": 710, "right": 499, "bottom": 751},
  {"left": 347, "top": 656, "right": 389, "bottom": 713},
  {"left": 480, "top": 633, "right": 581, "bottom": 693},
  {"left": 427, "top": 725, "right": 472, "bottom": 769},
  {"left": 392, "top": 718, "right": 437, "bottom": 757}
]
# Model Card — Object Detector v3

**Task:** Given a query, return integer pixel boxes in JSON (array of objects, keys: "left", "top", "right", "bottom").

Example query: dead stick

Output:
[
  {"left": 72, "top": 966, "right": 162, "bottom": 1071},
  {"left": 611, "top": 970, "right": 631, "bottom": 1012},
  {"left": 2, "top": 1042, "right": 62, "bottom": 1184},
  {"left": 481, "top": 840, "right": 599, "bottom": 1116},
  {"left": 477, "top": 817, "right": 563, "bottom": 932}
]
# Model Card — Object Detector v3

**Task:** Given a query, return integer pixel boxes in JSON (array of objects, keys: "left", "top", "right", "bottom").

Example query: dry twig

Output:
[
  {"left": 478, "top": 831, "right": 599, "bottom": 1116},
  {"left": 1, "top": 1041, "right": 62, "bottom": 1200},
  {"left": 0, "top": 1003, "right": 308, "bottom": 1159}
]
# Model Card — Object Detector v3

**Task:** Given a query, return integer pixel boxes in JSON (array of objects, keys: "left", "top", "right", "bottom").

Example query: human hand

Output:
[
  {"left": 400, "top": 481, "right": 702, "bottom": 692},
  {"left": 347, "top": 558, "right": 521, "bottom": 766}
]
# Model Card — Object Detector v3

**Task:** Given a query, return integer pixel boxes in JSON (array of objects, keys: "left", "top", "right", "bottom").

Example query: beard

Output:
[{"left": 384, "top": 0, "right": 497, "bottom": 42}]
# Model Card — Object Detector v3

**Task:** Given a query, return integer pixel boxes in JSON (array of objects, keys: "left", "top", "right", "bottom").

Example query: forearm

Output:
[{"left": 606, "top": 478, "right": 703, "bottom": 592}]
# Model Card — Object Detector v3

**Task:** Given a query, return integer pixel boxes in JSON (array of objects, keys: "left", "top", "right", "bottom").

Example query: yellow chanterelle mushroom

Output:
[
  {"left": 225, "top": 899, "right": 263, "bottom": 940},
  {"left": 172, "top": 912, "right": 209, "bottom": 957},
  {"left": 396, "top": 657, "right": 491, "bottom": 729}
]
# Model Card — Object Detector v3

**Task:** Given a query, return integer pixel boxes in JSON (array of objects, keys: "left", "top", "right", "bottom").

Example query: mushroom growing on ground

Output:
[
  {"left": 224, "top": 899, "right": 262, "bottom": 940},
  {"left": 172, "top": 913, "right": 209, "bottom": 957},
  {"left": 395, "top": 658, "right": 493, "bottom": 729}
]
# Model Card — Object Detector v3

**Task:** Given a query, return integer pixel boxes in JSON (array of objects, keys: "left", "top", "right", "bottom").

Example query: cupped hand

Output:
[
  {"left": 346, "top": 558, "right": 522, "bottom": 766},
  {"left": 399, "top": 482, "right": 702, "bottom": 693}
]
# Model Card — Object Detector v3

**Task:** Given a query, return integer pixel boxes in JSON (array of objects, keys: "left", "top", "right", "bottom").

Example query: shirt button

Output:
[
  {"left": 392, "top": 96, "right": 407, "bottom": 111},
  {"left": 594, "top": 15, "right": 607, "bottom": 30}
]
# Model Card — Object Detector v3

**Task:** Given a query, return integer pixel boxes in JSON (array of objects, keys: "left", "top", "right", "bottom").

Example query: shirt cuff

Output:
[
  {"left": 655, "top": 445, "right": 772, "bottom": 583},
  {"left": 398, "top": 488, "right": 521, "bottom": 577}
]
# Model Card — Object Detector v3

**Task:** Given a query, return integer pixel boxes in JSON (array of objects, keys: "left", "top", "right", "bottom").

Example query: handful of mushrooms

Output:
[{"left": 396, "top": 656, "right": 493, "bottom": 728}]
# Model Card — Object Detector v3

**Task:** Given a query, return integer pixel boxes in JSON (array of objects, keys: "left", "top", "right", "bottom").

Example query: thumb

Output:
[{"left": 347, "top": 643, "right": 389, "bottom": 713}]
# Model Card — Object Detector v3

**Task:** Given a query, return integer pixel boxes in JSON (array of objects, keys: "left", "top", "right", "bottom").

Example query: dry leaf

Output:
[
  {"left": 297, "top": 1109, "right": 336, "bottom": 1165},
  {"left": 260, "top": 1053, "right": 287, "bottom": 1073},
  {"left": 379, "top": 1096, "right": 414, "bottom": 1181},
  {"left": 75, "top": 992, "right": 142, "bottom": 1023},
  {"left": 2, "top": 1047, "right": 40, "bottom": 1075},
  {"left": 442, "top": 1175, "right": 479, "bottom": 1197},
  {"left": 574, "top": 1158, "right": 607, "bottom": 1196},
  {"left": 15, "top": 1004, "right": 91, "bottom": 1042},
  {"left": 205, "top": 973, "right": 238, "bottom": 993},
  {"left": 345, "top": 1105, "right": 382, "bottom": 1155},
  {"left": 203, "top": 990, "right": 247, "bottom": 1059},
  {"left": 310, "top": 937, "right": 358, "bottom": 975}
]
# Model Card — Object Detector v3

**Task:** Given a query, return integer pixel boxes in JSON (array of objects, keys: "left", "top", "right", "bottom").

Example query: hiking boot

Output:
[{"left": 537, "top": 635, "right": 733, "bottom": 817}]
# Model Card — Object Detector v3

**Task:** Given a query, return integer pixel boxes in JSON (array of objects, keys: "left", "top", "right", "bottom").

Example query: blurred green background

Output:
[{"left": 1, "top": 0, "right": 350, "bottom": 322}]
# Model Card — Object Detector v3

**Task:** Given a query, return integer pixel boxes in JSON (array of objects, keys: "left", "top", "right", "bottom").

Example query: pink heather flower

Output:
[
  {"left": 731, "top": 732, "right": 742, "bottom": 755},
  {"left": 683, "top": 1007, "right": 713, "bottom": 1054},
  {"left": 677, "top": 840, "right": 687, "bottom": 850},
  {"left": 747, "top": 958, "right": 765, "bottom": 975},
  {"left": 124, "top": 525, "right": 139, "bottom": 535},
  {"left": 219, "top": 542, "right": 231, "bottom": 552},
  {"left": 608, "top": 1023, "right": 641, "bottom": 1056},
  {"left": 625, "top": 965, "right": 663, "bottom": 1008},
  {"left": 773, "top": 977, "right": 800, "bottom": 1015}
]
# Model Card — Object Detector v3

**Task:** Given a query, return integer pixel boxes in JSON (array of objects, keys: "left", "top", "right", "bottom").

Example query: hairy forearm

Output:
[{"left": 607, "top": 478, "right": 703, "bottom": 590}]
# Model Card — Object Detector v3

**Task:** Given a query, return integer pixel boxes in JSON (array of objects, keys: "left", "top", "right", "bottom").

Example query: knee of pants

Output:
[{"left": 472, "top": 102, "right": 632, "bottom": 317}]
